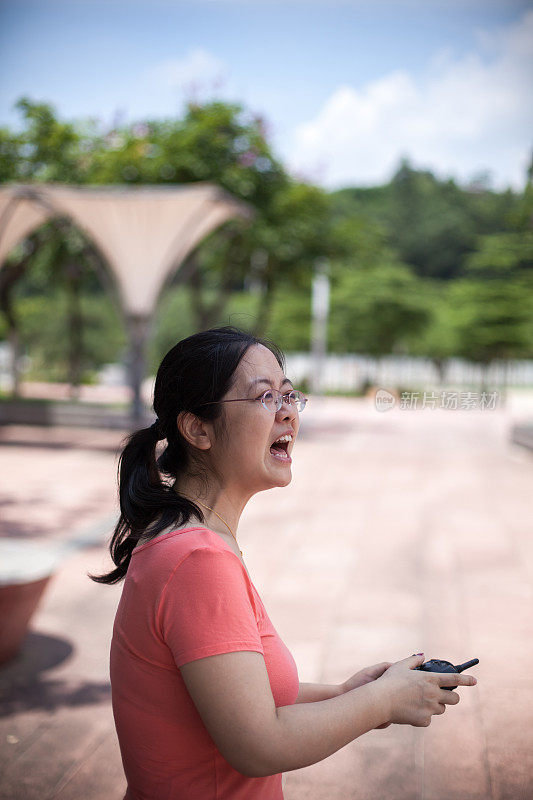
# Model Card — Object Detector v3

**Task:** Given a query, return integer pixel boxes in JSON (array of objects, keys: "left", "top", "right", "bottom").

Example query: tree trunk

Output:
[
  {"left": 188, "top": 251, "right": 240, "bottom": 331},
  {"left": 189, "top": 255, "right": 212, "bottom": 330},
  {"left": 253, "top": 281, "right": 275, "bottom": 338},
  {"left": 433, "top": 357, "right": 446, "bottom": 386},
  {"left": 204, "top": 261, "right": 238, "bottom": 328},
  {"left": 8, "top": 328, "right": 22, "bottom": 397},
  {"left": 479, "top": 362, "right": 490, "bottom": 396},
  {"left": 253, "top": 254, "right": 277, "bottom": 339},
  {"left": 500, "top": 359, "right": 508, "bottom": 408},
  {"left": 0, "top": 256, "right": 32, "bottom": 398},
  {"left": 66, "top": 262, "right": 83, "bottom": 399}
]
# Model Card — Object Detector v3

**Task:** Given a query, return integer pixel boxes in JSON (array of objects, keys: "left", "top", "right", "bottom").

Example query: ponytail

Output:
[{"left": 88, "top": 423, "right": 204, "bottom": 585}]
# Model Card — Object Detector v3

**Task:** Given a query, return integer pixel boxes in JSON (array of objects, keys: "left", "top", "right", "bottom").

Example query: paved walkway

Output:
[{"left": 1, "top": 389, "right": 532, "bottom": 799}]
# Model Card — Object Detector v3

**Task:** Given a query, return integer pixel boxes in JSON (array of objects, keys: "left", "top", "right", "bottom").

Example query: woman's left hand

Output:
[{"left": 338, "top": 661, "right": 393, "bottom": 729}]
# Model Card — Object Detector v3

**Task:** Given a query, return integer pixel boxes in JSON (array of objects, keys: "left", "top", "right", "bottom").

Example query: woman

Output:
[{"left": 92, "top": 326, "right": 476, "bottom": 800}]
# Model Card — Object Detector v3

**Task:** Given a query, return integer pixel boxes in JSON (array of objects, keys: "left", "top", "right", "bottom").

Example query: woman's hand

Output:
[{"left": 339, "top": 661, "right": 393, "bottom": 729}]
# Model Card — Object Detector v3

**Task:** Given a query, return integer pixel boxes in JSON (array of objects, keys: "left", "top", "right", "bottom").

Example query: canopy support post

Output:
[{"left": 126, "top": 314, "right": 151, "bottom": 428}]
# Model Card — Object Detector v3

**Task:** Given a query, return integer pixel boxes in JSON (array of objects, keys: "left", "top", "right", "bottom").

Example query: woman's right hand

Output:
[{"left": 375, "top": 653, "right": 477, "bottom": 727}]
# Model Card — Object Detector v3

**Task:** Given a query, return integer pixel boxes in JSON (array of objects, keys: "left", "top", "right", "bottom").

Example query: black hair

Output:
[{"left": 89, "top": 325, "right": 285, "bottom": 585}]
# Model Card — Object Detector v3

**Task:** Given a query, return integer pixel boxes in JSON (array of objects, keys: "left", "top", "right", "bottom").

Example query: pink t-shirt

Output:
[{"left": 110, "top": 527, "right": 299, "bottom": 800}]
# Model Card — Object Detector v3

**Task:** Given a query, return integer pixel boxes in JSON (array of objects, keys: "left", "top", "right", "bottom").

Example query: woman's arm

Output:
[
  {"left": 269, "top": 679, "right": 389, "bottom": 775},
  {"left": 180, "top": 650, "right": 391, "bottom": 777},
  {"left": 294, "top": 661, "right": 393, "bottom": 704},
  {"left": 294, "top": 682, "right": 343, "bottom": 703}
]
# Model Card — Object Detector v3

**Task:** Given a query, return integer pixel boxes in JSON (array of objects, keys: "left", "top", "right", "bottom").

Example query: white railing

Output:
[
  {"left": 2, "top": 341, "right": 533, "bottom": 395},
  {"left": 285, "top": 353, "right": 533, "bottom": 391}
]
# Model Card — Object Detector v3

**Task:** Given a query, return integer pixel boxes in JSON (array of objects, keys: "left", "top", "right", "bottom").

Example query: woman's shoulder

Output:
[
  {"left": 133, "top": 524, "right": 216, "bottom": 554},
  {"left": 130, "top": 525, "right": 255, "bottom": 592},
  {"left": 128, "top": 525, "right": 261, "bottom": 617},
  {"left": 132, "top": 524, "right": 224, "bottom": 558}
]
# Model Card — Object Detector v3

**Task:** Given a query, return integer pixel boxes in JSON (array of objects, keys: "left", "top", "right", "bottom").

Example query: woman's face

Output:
[{"left": 210, "top": 344, "right": 301, "bottom": 496}]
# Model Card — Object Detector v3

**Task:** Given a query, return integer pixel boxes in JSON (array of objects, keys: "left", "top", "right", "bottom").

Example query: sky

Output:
[{"left": 0, "top": 0, "right": 532, "bottom": 191}]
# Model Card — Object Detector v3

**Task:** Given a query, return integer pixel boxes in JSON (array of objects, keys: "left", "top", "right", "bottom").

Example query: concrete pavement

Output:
[{"left": 1, "top": 389, "right": 532, "bottom": 799}]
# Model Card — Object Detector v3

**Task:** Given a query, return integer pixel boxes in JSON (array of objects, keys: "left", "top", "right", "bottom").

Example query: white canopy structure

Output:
[{"left": 0, "top": 183, "right": 252, "bottom": 423}]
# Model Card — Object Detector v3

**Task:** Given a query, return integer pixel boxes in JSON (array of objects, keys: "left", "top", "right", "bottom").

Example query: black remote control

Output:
[{"left": 414, "top": 658, "right": 479, "bottom": 690}]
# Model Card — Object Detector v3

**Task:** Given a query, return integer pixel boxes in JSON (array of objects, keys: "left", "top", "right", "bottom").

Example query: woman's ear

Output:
[{"left": 177, "top": 410, "right": 212, "bottom": 451}]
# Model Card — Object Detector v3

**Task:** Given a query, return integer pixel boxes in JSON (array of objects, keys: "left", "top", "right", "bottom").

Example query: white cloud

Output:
[
  {"left": 286, "top": 9, "right": 533, "bottom": 190},
  {"left": 140, "top": 48, "right": 227, "bottom": 99}
]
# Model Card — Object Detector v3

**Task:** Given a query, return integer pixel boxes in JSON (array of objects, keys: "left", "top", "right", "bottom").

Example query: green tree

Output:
[
  {"left": 402, "top": 279, "right": 458, "bottom": 383},
  {"left": 10, "top": 289, "right": 125, "bottom": 383},
  {"left": 328, "top": 261, "right": 430, "bottom": 356},
  {"left": 2, "top": 96, "right": 531, "bottom": 391},
  {"left": 7, "top": 97, "right": 90, "bottom": 183},
  {"left": 465, "top": 232, "right": 533, "bottom": 277},
  {"left": 331, "top": 158, "right": 522, "bottom": 281},
  {"left": 447, "top": 277, "right": 533, "bottom": 393}
]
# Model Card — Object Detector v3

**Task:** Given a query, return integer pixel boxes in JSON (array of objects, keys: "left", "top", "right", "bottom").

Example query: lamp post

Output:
[{"left": 310, "top": 258, "right": 330, "bottom": 397}]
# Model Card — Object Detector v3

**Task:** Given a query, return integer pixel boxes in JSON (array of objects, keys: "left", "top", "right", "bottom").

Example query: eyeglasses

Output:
[{"left": 197, "top": 389, "right": 308, "bottom": 414}]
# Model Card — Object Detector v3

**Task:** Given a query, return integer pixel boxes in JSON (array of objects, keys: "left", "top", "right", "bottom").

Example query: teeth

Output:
[{"left": 273, "top": 434, "right": 293, "bottom": 444}]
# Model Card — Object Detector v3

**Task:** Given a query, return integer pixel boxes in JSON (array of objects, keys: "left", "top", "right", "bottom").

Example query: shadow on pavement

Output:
[{"left": 0, "top": 631, "right": 110, "bottom": 717}]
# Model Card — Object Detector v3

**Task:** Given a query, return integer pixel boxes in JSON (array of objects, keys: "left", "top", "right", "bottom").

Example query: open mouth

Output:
[{"left": 269, "top": 439, "right": 291, "bottom": 461}]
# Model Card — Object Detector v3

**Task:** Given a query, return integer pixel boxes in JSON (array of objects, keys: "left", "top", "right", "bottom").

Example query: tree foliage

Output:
[
  {"left": 332, "top": 157, "right": 523, "bottom": 281},
  {"left": 0, "top": 97, "right": 531, "bottom": 385}
]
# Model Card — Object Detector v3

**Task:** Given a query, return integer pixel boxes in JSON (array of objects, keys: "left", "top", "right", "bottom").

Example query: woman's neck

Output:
[{"left": 174, "top": 479, "right": 246, "bottom": 542}]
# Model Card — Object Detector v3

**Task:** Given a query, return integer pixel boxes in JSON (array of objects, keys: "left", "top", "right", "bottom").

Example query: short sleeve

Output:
[{"left": 157, "top": 546, "right": 265, "bottom": 667}]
